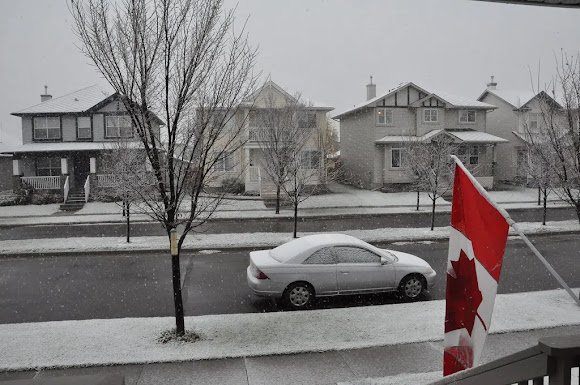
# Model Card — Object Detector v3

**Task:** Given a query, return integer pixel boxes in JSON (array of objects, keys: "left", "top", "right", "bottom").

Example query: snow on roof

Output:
[
  {"left": 479, "top": 88, "right": 538, "bottom": 109},
  {"left": 334, "top": 82, "right": 495, "bottom": 120},
  {"left": 447, "top": 130, "right": 508, "bottom": 143},
  {"left": 0, "top": 142, "right": 144, "bottom": 154},
  {"left": 244, "top": 80, "right": 333, "bottom": 111},
  {"left": 270, "top": 233, "right": 367, "bottom": 263},
  {"left": 376, "top": 129, "right": 508, "bottom": 144},
  {"left": 12, "top": 85, "right": 113, "bottom": 115}
]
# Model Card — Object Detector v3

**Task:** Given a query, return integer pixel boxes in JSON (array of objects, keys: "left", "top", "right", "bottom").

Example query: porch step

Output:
[{"left": 60, "top": 190, "right": 86, "bottom": 211}]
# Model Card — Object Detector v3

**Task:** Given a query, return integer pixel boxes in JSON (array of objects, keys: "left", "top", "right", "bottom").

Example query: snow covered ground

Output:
[
  {"left": 0, "top": 288, "right": 578, "bottom": 371},
  {"left": 0, "top": 220, "right": 578, "bottom": 255}
]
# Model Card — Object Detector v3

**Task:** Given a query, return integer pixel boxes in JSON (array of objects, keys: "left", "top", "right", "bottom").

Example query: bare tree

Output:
[
  {"left": 404, "top": 136, "right": 456, "bottom": 230},
  {"left": 253, "top": 88, "right": 311, "bottom": 214},
  {"left": 71, "top": 0, "right": 257, "bottom": 336},
  {"left": 525, "top": 52, "right": 580, "bottom": 223},
  {"left": 521, "top": 142, "right": 554, "bottom": 225}
]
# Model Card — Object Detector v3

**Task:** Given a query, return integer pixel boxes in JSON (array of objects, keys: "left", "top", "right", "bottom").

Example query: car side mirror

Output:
[{"left": 380, "top": 256, "right": 389, "bottom": 265}]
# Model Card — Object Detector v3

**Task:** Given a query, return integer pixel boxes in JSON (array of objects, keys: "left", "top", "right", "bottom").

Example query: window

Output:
[
  {"left": 304, "top": 248, "right": 335, "bottom": 264},
  {"left": 391, "top": 148, "right": 404, "bottom": 168},
  {"left": 36, "top": 158, "right": 61, "bottom": 176},
  {"left": 249, "top": 110, "right": 271, "bottom": 127},
  {"left": 469, "top": 145, "right": 479, "bottom": 165},
  {"left": 333, "top": 247, "right": 381, "bottom": 264},
  {"left": 33, "top": 117, "right": 61, "bottom": 140},
  {"left": 214, "top": 152, "right": 234, "bottom": 171},
  {"left": 424, "top": 109, "right": 439, "bottom": 123},
  {"left": 459, "top": 110, "right": 476, "bottom": 123},
  {"left": 300, "top": 150, "right": 321, "bottom": 169},
  {"left": 376, "top": 108, "right": 393, "bottom": 125},
  {"left": 298, "top": 111, "right": 317, "bottom": 128},
  {"left": 528, "top": 113, "right": 539, "bottom": 130},
  {"left": 105, "top": 115, "right": 133, "bottom": 138},
  {"left": 77, "top": 116, "right": 92, "bottom": 139}
]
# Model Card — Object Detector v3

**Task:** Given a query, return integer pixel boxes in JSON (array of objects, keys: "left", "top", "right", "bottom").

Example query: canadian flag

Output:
[{"left": 443, "top": 160, "right": 510, "bottom": 376}]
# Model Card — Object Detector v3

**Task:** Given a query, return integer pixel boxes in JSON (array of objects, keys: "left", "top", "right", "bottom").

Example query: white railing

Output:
[
  {"left": 63, "top": 176, "right": 69, "bottom": 203},
  {"left": 96, "top": 174, "right": 116, "bottom": 188},
  {"left": 84, "top": 176, "right": 90, "bottom": 203},
  {"left": 21, "top": 176, "right": 60, "bottom": 190}
]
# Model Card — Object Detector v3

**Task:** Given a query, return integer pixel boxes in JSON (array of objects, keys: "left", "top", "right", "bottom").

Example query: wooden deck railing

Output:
[
  {"left": 96, "top": 174, "right": 117, "bottom": 188},
  {"left": 430, "top": 334, "right": 580, "bottom": 385},
  {"left": 21, "top": 176, "right": 60, "bottom": 190}
]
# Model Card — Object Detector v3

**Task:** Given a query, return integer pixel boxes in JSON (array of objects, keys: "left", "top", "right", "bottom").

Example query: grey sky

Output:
[{"left": 1, "top": 0, "right": 579, "bottom": 144}]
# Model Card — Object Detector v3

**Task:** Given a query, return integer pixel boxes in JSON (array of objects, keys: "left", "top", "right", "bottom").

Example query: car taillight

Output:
[{"left": 253, "top": 266, "right": 269, "bottom": 280}]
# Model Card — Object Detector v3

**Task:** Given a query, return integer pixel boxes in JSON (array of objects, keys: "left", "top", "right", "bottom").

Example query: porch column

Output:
[
  {"left": 60, "top": 157, "right": 69, "bottom": 189},
  {"left": 89, "top": 157, "right": 97, "bottom": 189},
  {"left": 244, "top": 147, "right": 251, "bottom": 188},
  {"left": 145, "top": 156, "right": 152, "bottom": 172}
]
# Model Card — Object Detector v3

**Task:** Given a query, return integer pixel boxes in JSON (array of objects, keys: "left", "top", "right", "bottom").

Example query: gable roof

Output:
[
  {"left": 12, "top": 85, "right": 114, "bottom": 116},
  {"left": 478, "top": 88, "right": 564, "bottom": 110},
  {"left": 244, "top": 80, "right": 333, "bottom": 111},
  {"left": 334, "top": 81, "right": 495, "bottom": 120}
]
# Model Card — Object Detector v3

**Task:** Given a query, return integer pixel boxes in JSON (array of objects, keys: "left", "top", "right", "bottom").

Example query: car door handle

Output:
[{"left": 340, "top": 271, "right": 349, "bottom": 274}]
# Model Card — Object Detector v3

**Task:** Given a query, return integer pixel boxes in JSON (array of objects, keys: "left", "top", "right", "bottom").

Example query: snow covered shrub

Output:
[{"left": 221, "top": 177, "right": 244, "bottom": 194}]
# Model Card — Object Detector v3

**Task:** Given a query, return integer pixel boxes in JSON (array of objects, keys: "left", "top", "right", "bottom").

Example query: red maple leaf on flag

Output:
[{"left": 445, "top": 250, "right": 485, "bottom": 336}]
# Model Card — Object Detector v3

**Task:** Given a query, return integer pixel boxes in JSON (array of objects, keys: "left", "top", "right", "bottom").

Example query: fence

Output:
[
  {"left": 96, "top": 174, "right": 117, "bottom": 188},
  {"left": 431, "top": 334, "right": 580, "bottom": 385},
  {"left": 20, "top": 176, "right": 60, "bottom": 190}
]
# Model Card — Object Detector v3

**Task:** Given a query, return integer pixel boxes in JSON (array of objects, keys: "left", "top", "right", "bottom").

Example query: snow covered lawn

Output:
[
  {"left": 0, "top": 220, "right": 578, "bottom": 255},
  {"left": 0, "top": 288, "right": 578, "bottom": 371}
]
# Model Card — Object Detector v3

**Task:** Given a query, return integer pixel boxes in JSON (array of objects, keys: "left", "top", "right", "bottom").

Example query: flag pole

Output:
[{"left": 450, "top": 155, "right": 580, "bottom": 306}]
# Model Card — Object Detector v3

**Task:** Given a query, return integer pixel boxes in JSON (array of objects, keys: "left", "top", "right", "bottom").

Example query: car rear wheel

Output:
[
  {"left": 399, "top": 274, "right": 425, "bottom": 301},
  {"left": 284, "top": 282, "right": 314, "bottom": 309}
]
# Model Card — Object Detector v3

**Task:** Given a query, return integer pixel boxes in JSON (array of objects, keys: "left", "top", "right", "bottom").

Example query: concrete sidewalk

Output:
[{"left": 2, "top": 325, "right": 579, "bottom": 385}]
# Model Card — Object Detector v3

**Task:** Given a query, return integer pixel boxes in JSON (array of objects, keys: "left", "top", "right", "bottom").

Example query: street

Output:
[
  {"left": 0, "top": 233, "right": 578, "bottom": 324},
  {"left": 0, "top": 205, "right": 577, "bottom": 240}
]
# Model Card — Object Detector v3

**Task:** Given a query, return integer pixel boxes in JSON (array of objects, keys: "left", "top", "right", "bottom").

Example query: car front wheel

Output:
[
  {"left": 399, "top": 274, "right": 425, "bottom": 301},
  {"left": 284, "top": 282, "right": 314, "bottom": 309}
]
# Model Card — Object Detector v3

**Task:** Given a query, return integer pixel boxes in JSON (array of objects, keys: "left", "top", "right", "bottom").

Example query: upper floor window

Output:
[
  {"left": 36, "top": 157, "right": 61, "bottom": 176},
  {"left": 298, "top": 111, "right": 317, "bottom": 128},
  {"left": 424, "top": 109, "right": 439, "bottom": 123},
  {"left": 528, "top": 113, "right": 539, "bottom": 130},
  {"left": 105, "top": 115, "right": 133, "bottom": 138},
  {"left": 33, "top": 116, "right": 61, "bottom": 140},
  {"left": 459, "top": 110, "right": 476, "bottom": 123},
  {"left": 300, "top": 150, "right": 321, "bottom": 169},
  {"left": 77, "top": 117, "right": 92, "bottom": 139},
  {"left": 249, "top": 110, "right": 271, "bottom": 128},
  {"left": 376, "top": 108, "right": 393, "bottom": 125},
  {"left": 214, "top": 151, "right": 234, "bottom": 171}
]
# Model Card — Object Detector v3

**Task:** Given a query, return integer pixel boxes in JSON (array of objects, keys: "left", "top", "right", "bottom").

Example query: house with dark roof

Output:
[
  {"left": 2, "top": 85, "right": 163, "bottom": 208},
  {"left": 477, "top": 76, "right": 563, "bottom": 183},
  {"left": 334, "top": 79, "right": 507, "bottom": 189}
]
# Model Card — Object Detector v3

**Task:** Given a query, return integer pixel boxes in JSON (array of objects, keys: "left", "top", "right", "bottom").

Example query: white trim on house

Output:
[{"left": 423, "top": 109, "right": 439, "bottom": 123}]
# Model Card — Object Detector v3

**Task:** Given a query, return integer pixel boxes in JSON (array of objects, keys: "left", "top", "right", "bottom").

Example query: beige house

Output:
[
  {"left": 477, "top": 77, "right": 564, "bottom": 184},
  {"left": 334, "top": 80, "right": 507, "bottom": 190},
  {"left": 210, "top": 81, "right": 333, "bottom": 198},
  {"left": 2, "top": 85, "right": 162, "bottom": 209}
]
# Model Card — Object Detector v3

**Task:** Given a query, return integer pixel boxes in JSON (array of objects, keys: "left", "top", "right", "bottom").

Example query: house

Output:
[
  {"left": 210, "top": 81, "right": 333, "bottom": 198},
  {"left": 0, "top": 153, "right": 12, "bottom": 192},
  {"left": 334, "top": 79, "right": 508, "bottom": 190},
  {"left": 477, "top": 77, "right": 564, "bottom": 184},
  {"left": 1, "top": 85, "right": 162, "bottom": 208}
]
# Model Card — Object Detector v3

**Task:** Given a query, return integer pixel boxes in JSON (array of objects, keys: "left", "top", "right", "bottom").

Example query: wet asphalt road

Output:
[
  {"left": 0, "top": 205, "right": 577, "bottom": 240},
  {"left": 0, "top": 233, "right": 578, "bottom": 324}
]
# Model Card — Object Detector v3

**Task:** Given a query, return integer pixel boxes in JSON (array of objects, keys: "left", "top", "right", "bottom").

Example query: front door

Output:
[{"left": 73, "top": 153, "right": 90, "bottom": 189}]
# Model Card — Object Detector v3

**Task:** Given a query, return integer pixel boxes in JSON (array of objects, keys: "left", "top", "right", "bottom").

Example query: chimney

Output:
[
  {"left": 41, "top": 85, "right": 52, "bottom": 102},
  {"left": 486, "top": 76, "right": 497, "bottom": 90},
  {"left": 366, "top": 76, "right": 376, "bottom": 100}
]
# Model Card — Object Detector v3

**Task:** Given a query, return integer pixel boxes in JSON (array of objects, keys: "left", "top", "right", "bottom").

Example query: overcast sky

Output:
[{"left": 1, "top": 0, "right": 579, "bottom": 144}]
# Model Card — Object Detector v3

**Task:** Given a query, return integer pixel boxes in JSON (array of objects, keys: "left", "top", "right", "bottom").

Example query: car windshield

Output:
[{"left": 270, "top": 237, "right": 311, "bottom": 262}]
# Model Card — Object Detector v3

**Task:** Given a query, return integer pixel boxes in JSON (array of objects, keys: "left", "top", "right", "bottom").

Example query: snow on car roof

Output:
[{"left": 270, "top": 234, "right": 367, "bottom": 263}]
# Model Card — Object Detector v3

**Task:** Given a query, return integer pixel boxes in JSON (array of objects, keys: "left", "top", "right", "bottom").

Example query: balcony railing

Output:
[
  {"left": 248, "top": 128, "right": 270, "bottom": 141},
  {"left": 431, "top": 334, "right": 580, "bottom": 385},
  {"left": 248, "top": 166, "right": 261, "bottom": 183},
  {"left": 96, "top": 174, "right": 117, "bottom": 188},
  {"left": 21, "top": 176, "right": 60, "bottom": 190}
]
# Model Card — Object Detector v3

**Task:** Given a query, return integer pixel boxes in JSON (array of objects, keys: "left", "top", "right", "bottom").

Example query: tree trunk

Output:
[
  {"left": 126, "top": 201, "right": 130, "bottom": 243},
  {"left": 416, "top": 191, "right": 420, "bottom": 211},
  {"left": 542, "top": 188, "right": 547, "bottom": 226},
  {"left": 575, "top": 203, "right": 580, "bottom": 224},
  {"left": 430, "top": 196, "right": 436, "bottom": 231},
  {"left": 293, "top": 200, "right": 298, "bottom": 238},
  {"left": 171, "top": 252, "right": 185, "bottom": 336},
  {"left": 538, "top": 186, "right": 541, "bottom": 206},
  {"left": 122, "top": 201, "right": 126, "bottom": 217},
  {"left": 275, "top": 184, "right": 281, "bottom": 214}
]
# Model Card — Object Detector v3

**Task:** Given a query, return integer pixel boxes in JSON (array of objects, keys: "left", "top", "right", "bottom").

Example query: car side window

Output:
[
  {"left": 304, "top": 247, "right": 336, "bottom": 264},
  {"left": 333, "top": 247, "right": 381, "bottom": 264}
]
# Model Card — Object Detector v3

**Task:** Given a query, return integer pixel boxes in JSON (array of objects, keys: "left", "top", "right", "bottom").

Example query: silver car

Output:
[{"left": 247, "top": 233, "right": 436, "bottom": 309}]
